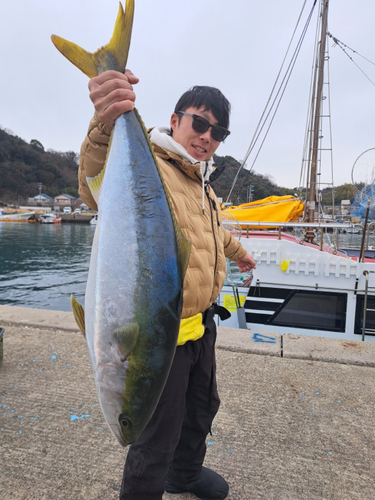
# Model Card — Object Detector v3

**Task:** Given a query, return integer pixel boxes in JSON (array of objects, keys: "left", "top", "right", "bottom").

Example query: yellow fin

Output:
[
  {"left": 50, "top": 36, "right": 99, "bottom": 77},
  {"left": 71, "top": 295, "right": 86, "bottom": 337},
  {"left": 113, "top": 323, "right": 139, "bottom": 360},
  {"left": 51, "top": 0, "right": 134, "bottom": 76},
  {"left": 86, "top": 165, "right": 107, "bottom": 206}
]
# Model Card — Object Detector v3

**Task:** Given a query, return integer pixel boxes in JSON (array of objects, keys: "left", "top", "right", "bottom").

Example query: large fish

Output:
[{"left": 51, "top": 0, "right": 190, "bottom": 446}]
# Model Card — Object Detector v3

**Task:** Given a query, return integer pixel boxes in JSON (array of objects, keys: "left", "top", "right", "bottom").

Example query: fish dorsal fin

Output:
[
  {"left": 51, "top": 0, "right": 134, "bottom": 76},
  {"left": 113, "top": 323, "right": 139, "bottom": 360},
  {"left": 71, "top": 295, "right": 86, "bottom": 337},
  {"left": 87, "top": 169, "right": 106, "bottom": 206}
]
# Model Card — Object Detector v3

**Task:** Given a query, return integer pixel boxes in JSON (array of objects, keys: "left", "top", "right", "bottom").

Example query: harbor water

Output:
[
  {"left": 0, "top": 223, "right": 373, "bottom": 312},
  {"left": 0, "top": 223, "right": 95, "bottom": 311}
]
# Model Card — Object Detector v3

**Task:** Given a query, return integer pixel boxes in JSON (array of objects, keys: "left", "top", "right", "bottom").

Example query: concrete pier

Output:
[{"left": 1, "top": 305, "right": 374, "bottom": 499}]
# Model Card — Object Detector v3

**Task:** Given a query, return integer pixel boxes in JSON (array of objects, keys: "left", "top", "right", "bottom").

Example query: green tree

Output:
[
  {"left": 62, "top": 187, "right": 79, "bottom": 198},
  {"left": 30, "top": 139, "right": 44, "bottom": 151}
]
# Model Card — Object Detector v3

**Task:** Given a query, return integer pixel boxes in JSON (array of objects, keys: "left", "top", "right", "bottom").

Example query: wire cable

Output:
[
  {"left": 328, "top": 32, "right": 375, "bottom": 87},
  {"left": 225, "top": 0, "right": 317, "bottom": 203}
]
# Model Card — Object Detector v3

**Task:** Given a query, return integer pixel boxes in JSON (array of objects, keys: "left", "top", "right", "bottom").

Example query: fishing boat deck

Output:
[
  {"left": 239, "top": 230, "right": 375, "bottom": 264},
  {"left": 1, "top": 305, "right": 375, "bottom": 499}
]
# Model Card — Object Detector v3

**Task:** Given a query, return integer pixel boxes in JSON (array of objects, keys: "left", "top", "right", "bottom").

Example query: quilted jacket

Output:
[{"left": 78, "top": 114, "right": 247, "bottom": 319}]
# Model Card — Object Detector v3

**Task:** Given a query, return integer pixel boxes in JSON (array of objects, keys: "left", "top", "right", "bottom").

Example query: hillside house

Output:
[
  {"left": 27, "top": 193, "right": 53, "bottom": 205},
  {"left": 54, "top": 193, "right": 76, "bottom": 210}
]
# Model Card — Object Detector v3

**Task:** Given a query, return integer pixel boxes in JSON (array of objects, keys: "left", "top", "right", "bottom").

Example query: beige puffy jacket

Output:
[{"left": 78, "top": 114, "right": 247, "bottom": 319}]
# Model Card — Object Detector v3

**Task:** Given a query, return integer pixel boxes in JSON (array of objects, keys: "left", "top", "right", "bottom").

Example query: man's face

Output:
[{"left": 170, "top": 106, "right": 221, "bottom": 162}]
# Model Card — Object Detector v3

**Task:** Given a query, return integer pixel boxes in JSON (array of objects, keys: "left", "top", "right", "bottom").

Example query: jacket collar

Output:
[
  {"left": 152, "top": 143, "right": 207, "bottom": 182},
  {"left": 151, "top": 142, "right": 225, "bottom": 182}
]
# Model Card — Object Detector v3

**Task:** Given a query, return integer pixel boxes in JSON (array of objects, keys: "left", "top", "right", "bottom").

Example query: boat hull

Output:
[
  {"left": 0, "top": 212, "right": 36, "bottom": 222},
  {"left": 217, "top": 230, "right": 375, "bottom": 342}
]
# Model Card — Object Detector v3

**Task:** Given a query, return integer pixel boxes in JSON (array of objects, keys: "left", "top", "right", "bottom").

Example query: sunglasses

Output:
[{"left": 177, "top": 111, "right": 230, "bottom": 142}]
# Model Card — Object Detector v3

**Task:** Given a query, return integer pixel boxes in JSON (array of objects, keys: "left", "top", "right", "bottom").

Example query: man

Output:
[{"left": 79, "top": 69, "right": 256, "bottom": 500}]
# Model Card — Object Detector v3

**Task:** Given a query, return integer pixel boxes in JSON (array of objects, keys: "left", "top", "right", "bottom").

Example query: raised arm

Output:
[{"left": 78, "top": 69, "right": 139, "bottom": 209}]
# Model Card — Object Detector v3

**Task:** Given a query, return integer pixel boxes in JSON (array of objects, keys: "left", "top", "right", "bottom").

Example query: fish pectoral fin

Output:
[
  {"left": 71, "top": 295, "right": 86, "bottom": 337},
  {"left": 113, "top": 323, "right": 139, "bottom": 360}
]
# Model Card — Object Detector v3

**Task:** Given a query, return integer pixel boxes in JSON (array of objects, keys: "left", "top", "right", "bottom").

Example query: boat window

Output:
[
  {"left": 354, "top": 296, "right": 375, "bottom": 336},
  {"left": 267, "top": 290, "right": 347, "bottom": 332}
]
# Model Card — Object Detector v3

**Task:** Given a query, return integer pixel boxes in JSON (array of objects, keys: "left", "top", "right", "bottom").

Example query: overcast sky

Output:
[{"left": 1, "top": 0, "right": 374, "bottom": 189}]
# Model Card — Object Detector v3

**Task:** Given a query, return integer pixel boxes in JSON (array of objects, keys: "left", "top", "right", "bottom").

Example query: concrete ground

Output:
[{"left": 0, "top": 305, "right": 374, "bottom": 500}]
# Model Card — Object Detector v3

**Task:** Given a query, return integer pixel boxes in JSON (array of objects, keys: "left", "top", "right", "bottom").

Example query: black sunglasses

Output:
[{"left": 177, "top": 111, "right": 230, "bottom": 142}]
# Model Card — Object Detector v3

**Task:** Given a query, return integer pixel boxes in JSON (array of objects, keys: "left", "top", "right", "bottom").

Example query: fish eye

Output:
[{"left": 119, "top": 414, "right": 132, "bottom": 429}]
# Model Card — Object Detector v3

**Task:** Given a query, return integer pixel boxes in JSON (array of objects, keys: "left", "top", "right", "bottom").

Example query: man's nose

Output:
[{"left": 199, "top": 128, "right": 212, "bottom": 141}]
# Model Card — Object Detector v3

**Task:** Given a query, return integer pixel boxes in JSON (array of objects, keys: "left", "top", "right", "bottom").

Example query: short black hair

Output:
[{"left": 174, "top": 86, "right": 231, "bottom": 129}]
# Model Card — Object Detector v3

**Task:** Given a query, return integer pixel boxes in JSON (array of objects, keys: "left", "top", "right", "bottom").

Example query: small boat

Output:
[
  {"left": 0, "top": 212, "right": 36, "bottom": 222},
  {"left": 39, "top": 213, "right": 61, "bottom": 224},
  {"left": 89, "top": 214, "right": 98, "bottom": 225}
]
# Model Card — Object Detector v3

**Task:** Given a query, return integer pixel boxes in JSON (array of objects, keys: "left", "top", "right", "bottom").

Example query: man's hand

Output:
[
  {"left": 235, "top": 253, "right": 256, "bottom": 272},
  {"left": 88, "top": 69, "right": 139, "bottom": 126}
]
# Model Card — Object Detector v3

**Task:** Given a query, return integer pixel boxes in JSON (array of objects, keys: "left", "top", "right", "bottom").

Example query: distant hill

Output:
[
  {"left": 211, "top": 155, "right": 295, "bottom": 204},
  {"left": 0, "top": 126, "right": 295, "bottom": 205},
  {"left": 0, "top": 127, "right": 79, "bottom": 203}
]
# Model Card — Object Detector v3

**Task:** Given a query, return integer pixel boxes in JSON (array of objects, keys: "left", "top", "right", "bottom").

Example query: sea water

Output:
[
  {"left": 0, "top": 223, "right": 371, "bottom": 312},
  {"left": 0, "top": 223, "right": 94, "bottom": 311}
]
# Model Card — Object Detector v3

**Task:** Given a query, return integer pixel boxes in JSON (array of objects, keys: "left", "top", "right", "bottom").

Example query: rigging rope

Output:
[
  {"left": 328, "top": 32, "right": 375, "bottom": 87},
  {"left": 225, "top": 0, "right": 317, "bottom": 203},
  {"left": 246, "top": 9, "right": 315, "bottom": 176}
]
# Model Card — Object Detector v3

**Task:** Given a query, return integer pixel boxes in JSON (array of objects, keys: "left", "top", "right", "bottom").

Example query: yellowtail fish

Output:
[{"left": 51, "top": 0, "right": 190, "bottom": 446}]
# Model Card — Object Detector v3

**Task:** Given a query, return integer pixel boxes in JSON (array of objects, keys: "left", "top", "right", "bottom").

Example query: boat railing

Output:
[
  {"left": 222, "top": 220, "right": 375, "bottom": 254},
  {"left": 361, "top": 270, "right": 375, "bottom": 341},
  {"left": 252, "top": 278, "right": 375, "bottom": 295}
]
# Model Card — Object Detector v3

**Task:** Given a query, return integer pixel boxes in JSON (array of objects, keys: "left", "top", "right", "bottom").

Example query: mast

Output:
[{"left": 307, "top": 0, "right": 329, "bottom": 224}]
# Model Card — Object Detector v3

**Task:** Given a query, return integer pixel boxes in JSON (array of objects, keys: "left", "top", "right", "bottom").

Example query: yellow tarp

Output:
[{"left": 222, "top": 195, "right": 304, "bottom": 227}]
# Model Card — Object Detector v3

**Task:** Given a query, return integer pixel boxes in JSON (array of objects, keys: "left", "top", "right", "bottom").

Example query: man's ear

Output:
[{"left": 170, "top": 112, "right": 178, "bottom": 131}]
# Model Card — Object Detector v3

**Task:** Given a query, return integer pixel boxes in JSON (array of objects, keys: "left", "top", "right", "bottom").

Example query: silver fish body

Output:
[
  {"left": 85, "top": 110, "right": 186, "bottom": 446},
  {"left": 52, "top": 0, "right": 189, "bottom": 447}
]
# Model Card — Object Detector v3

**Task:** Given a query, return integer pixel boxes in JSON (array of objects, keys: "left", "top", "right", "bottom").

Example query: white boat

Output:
[
  {"left": 89, "top": 214, "right": 98, "bottom": 225},
  {"left": 39, "top": 213, "right": 61, "bottom": 224},
  {"left": 217, "top": 0, "right": 375, "bottom": 343},
  {"left": 0, "top": 212, "right": 36, "bottom": 222},
  {"left": 218, "top": 221, "right": 375, "bottom": 343}
]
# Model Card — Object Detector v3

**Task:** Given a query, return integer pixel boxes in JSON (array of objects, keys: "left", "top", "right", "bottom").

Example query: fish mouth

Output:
[{"left": 108, "top": 424, "right": 130, "bottom": 447}]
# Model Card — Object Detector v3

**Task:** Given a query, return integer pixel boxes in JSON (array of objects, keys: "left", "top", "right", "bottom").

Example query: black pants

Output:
[{"left": 119, "top": 307, "right": 220, "bottom": 500}]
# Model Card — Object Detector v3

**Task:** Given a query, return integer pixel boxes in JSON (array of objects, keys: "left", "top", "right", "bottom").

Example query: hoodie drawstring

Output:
[{"left": 200, "top": 161, "right": 214, "bottom": 214}]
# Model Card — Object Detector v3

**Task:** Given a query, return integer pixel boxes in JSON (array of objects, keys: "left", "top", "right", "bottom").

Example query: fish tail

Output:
[{"left": 51, "top": 0, "right": 134, "bottom": 77}]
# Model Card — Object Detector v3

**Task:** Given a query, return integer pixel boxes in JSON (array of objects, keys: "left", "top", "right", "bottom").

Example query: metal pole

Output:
[
  {"left": 308, "top": 0, "right": 329, "bottom": 224},
  {"left": 359, "top": 201, "right": 370, "bottom": 262},
  {"left": 362, "top": 271, "right": 369, "bottom": 342}
]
